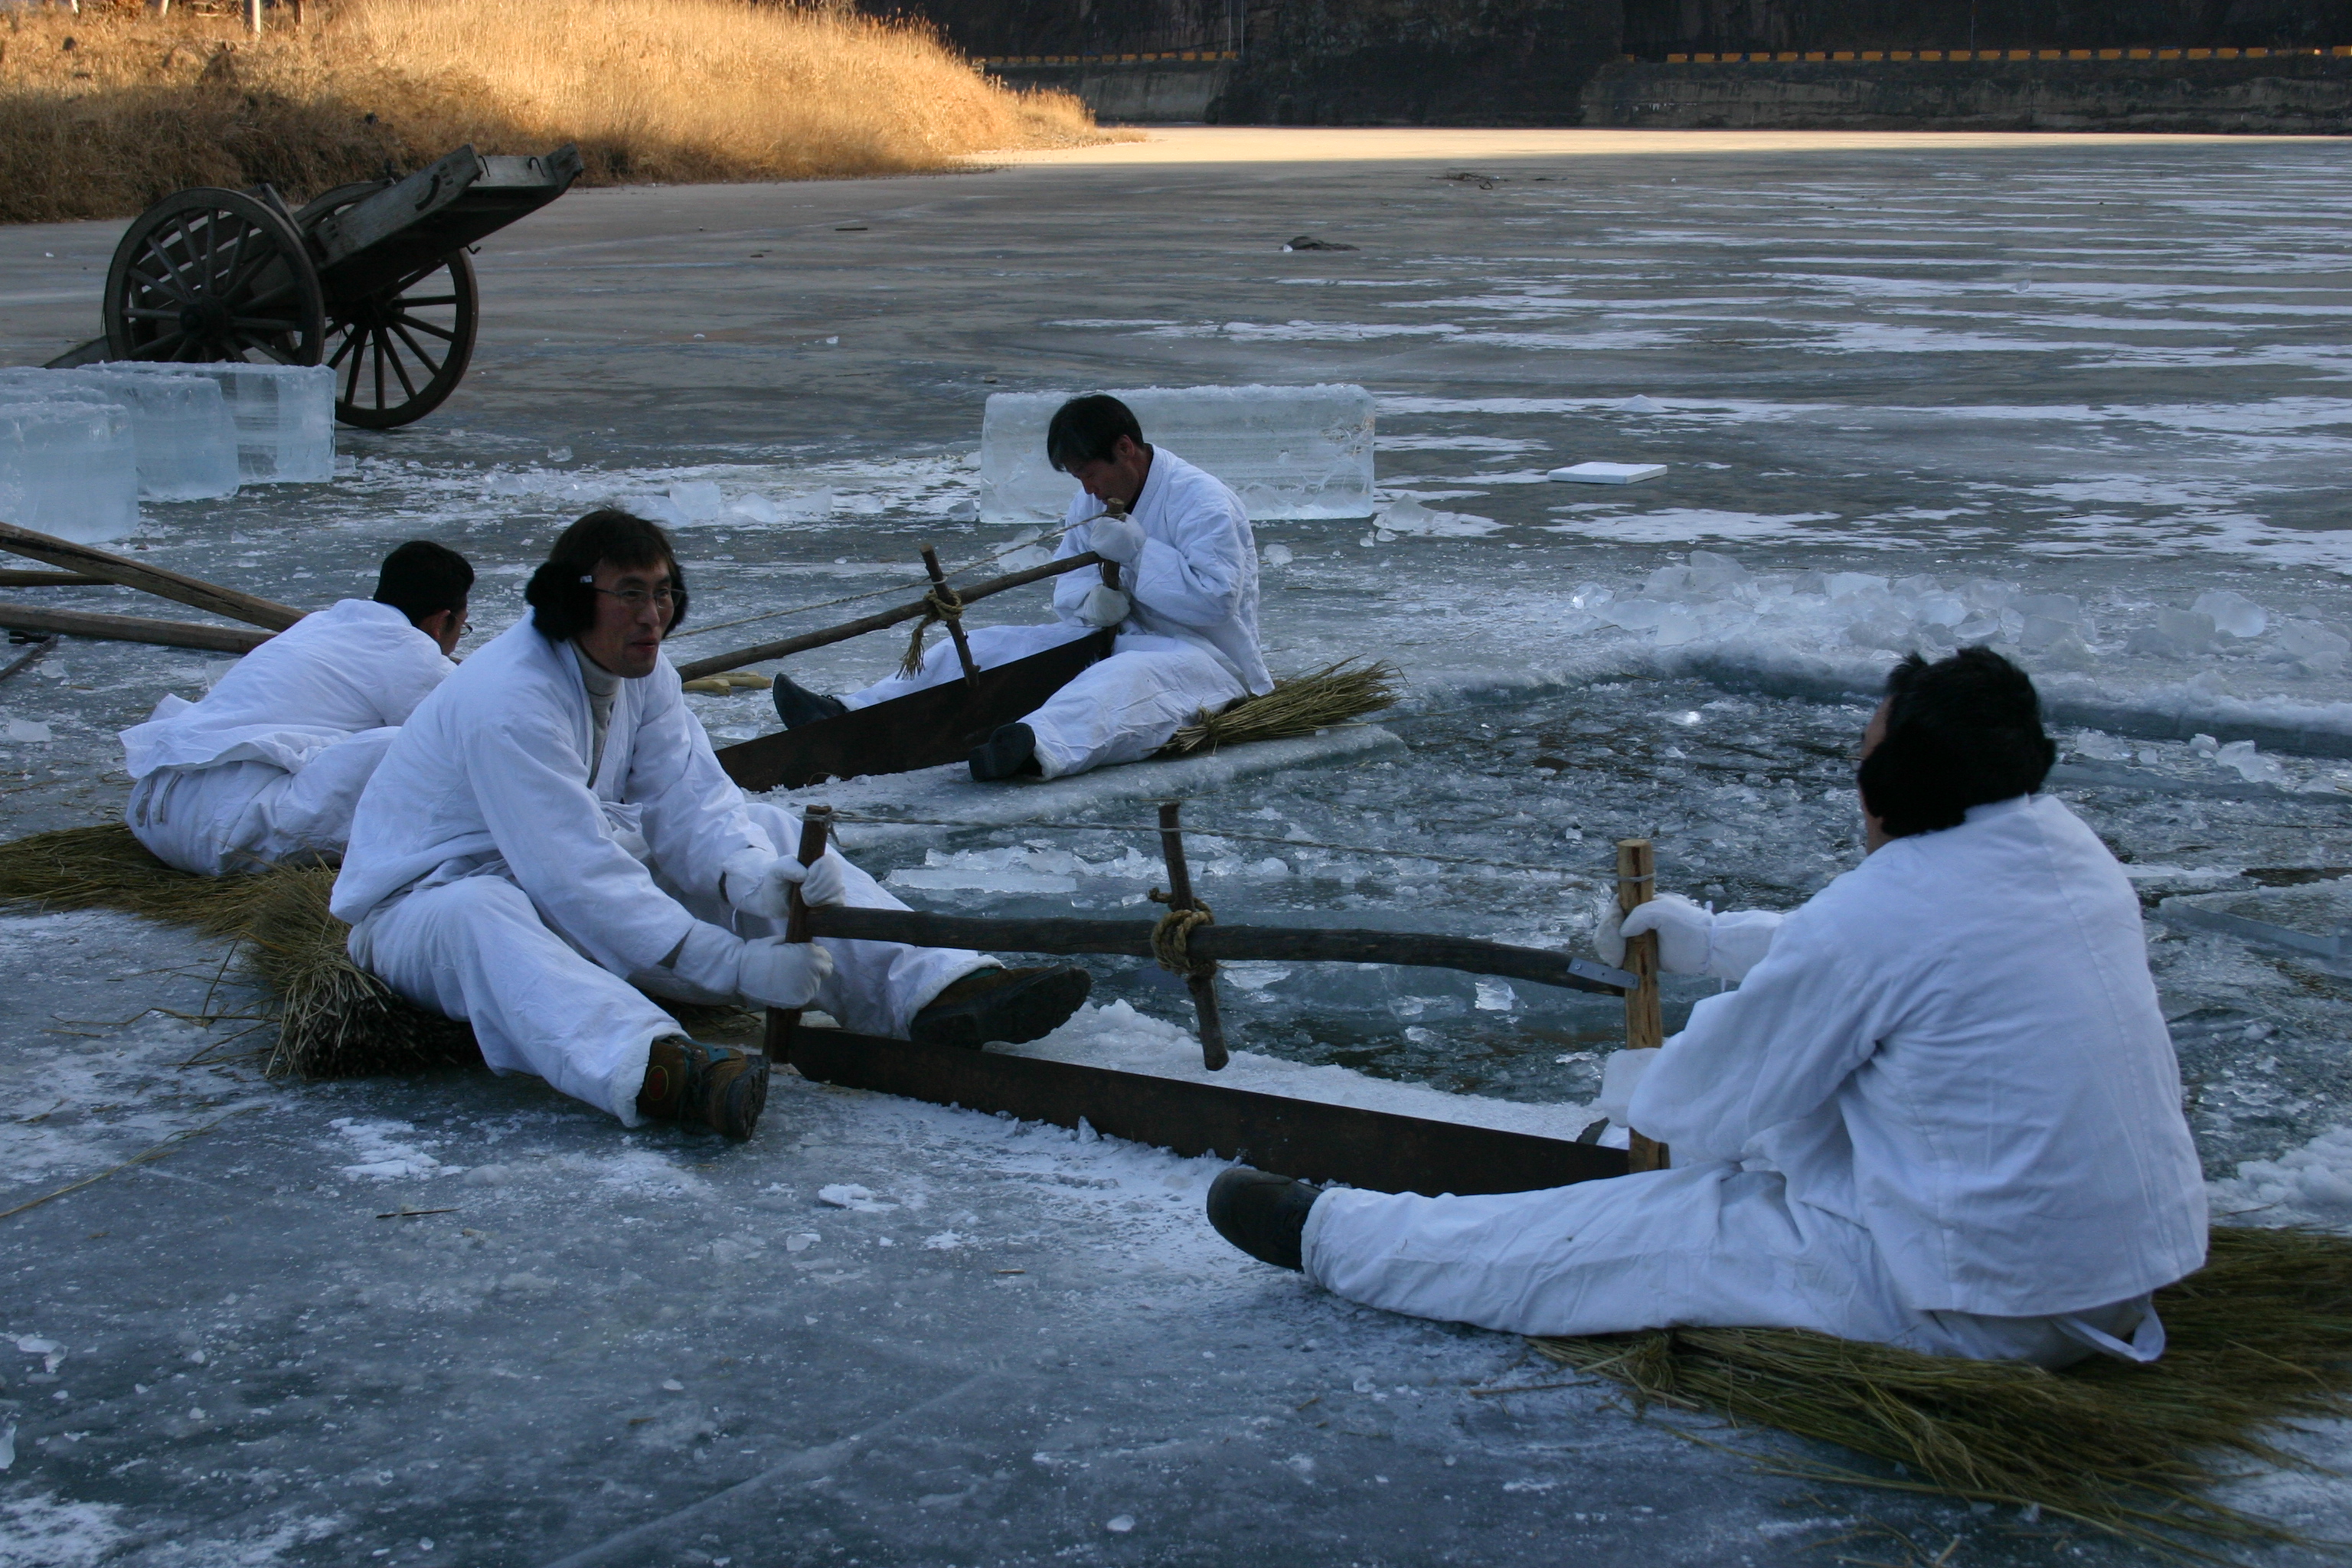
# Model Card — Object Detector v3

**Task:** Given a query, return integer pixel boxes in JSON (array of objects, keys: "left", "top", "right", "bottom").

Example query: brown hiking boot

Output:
[
  {"left": 636, "top": 1035, "right": 769, "bottom": 1141},
  {"left": 908, "top": 965, "right": 1092, "bottom": 1049}
]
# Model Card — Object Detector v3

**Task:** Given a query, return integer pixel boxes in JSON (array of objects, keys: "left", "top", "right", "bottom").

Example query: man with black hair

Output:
[
  {"left": 332, "top": 510, "right": 1093, "bottom": 1142},
  {"left": 771, "top": 394, "right": 1272, "bottom": 782},
  {"left": 1207, "top": 648, "right": 2208, "bottom": 1367},
  {"left": 120, "top": 539, "right": 472, "bottom": 876}
]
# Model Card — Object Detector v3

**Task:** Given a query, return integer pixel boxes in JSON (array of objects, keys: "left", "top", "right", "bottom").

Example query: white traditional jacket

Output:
[
  {"left": 331, "top": 619, "right": 769, "bottom": 998},
  {"left": 1053, "top": 446, "right": 1273, "bottom": 695},
  {"left": 1629, "top": 794, "right": 2209, "bottom": 1318},
  {"left": 119, "top": 598, "right": 450, "bottom": 778}
]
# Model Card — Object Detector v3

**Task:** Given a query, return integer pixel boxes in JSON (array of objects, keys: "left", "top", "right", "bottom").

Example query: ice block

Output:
[
  {"left": 101, "top": 361, "right": 335, "bottom": 483},
  {"left": 0, "top": 368, "right": 240, "bottom": 501},
  {"left": 1548, "top": 462, "right": 1667, "bottom": 485},
  {"left": 0, "top": 399, "right": 141, "bottom": 544},
  {"left": 979, "top": 384, "right": 1375, "bottom": 524}
]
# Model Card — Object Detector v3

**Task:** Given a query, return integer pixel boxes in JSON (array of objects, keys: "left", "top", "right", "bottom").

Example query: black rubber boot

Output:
[
  {"left": 908, "top": 965, "right": 1092, "bottom": 1048},
  {"left": 637, "top": 1036, "right": 770, "bottom": 1142},
  {"left": 772, "top": 673, "right": 848, "bottom": 730},
  {"left": 968, "top": 722, "right": 1039, "bottom": 782},
  {"left": 1207, "top": 1166, "right": 1318, "bottom": 1271}
]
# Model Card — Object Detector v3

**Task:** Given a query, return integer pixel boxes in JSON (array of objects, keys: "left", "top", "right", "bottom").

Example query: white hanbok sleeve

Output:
[
  {"left": 1625, "top": 906, "right": 1896, "bottom": 1162},
  {"left": 372, "top": 639, "right": 456, "bottom": 728},
  {"left": 462, "top": 691, "right": 724, "bottom": 980},
  {"left": 1052, "top": 499, "right": 1106, "bottom": 625},
  {"left": 1126, "top": 488, "right": 1250, "bottom": 630},
  {"left": 622, "top": 670, "right": 773, "bottom": 905}
]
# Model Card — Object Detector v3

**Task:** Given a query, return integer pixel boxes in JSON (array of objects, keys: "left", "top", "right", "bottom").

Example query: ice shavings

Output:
[
  {"left": 2211, "top": 1124, "right": 2352, "bottom": 1229},
  {"left": 328, "top": 1118, "right": 452, "bottom": 1181}
]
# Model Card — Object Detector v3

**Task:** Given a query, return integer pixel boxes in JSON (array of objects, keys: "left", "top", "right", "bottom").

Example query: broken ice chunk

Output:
[
  {"left": 2276, "top": 621, "right": 2350, "bottom": 674},
  {"left": 2192, "top": 590, "right": 2268, "bottom": 639},
  {"left": 816, "top": 1183, "right": 895, "bottom": 1211},
  {"left": 980, "top": 384, "right": 1375, "bottom": 523},
  {"left": 1547, "top": 462, "right": 1666, "bottom": 485}
]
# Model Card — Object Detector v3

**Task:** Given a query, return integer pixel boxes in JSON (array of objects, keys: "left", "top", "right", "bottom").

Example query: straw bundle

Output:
[
  {"left": 1161, "top": 659, "right": 1400, "bottom": 756},
  {"left": 0, "top": 823, "right": 474, "bottom": 1076},
  {"left": 1534, "top": 1224, "right": 2352, "bottom": 1555},
  {"left": 0, "top": 824, "right": 748, "bottom": 1076}
]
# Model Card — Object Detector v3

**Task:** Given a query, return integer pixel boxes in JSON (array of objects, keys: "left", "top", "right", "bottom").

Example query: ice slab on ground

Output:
[
  {"left": 0, "top": 368, "right": 240, "bottom": 501},
  {"left": 980, "top": 384, "right": 1374, "bottom": 524},
  {"left": 1549, "top": 462, "right": 1668, "bottom": 485},
  {"left": 774, "top": 724, "right": 1407, "bottom": 852},
  {"left": 0, "top": 399, "right": 139, "bottom": 544},
  {"left": 97, "top": 361, "right": 334, "bottom": 484},
  {"left": 1006, "top": 1000, "right": 1602, "bottom": 1142}
]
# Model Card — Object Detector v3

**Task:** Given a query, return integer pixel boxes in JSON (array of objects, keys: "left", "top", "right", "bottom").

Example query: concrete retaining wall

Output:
[{"left": 1582, "top": 54, "right": 2352, "bottom": 131}]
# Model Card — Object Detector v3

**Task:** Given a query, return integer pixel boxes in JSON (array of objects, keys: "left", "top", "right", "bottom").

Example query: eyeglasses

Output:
[{"left": 583, "top": 582, "right": 677, "bottom": 612}]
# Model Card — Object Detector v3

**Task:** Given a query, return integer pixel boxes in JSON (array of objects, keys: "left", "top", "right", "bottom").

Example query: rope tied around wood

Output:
[
  {"left": 898, "top": 582, "right": 966, "bottom": 677},
  {"left": 1148, "top": 888, "right": 1217, "bottom": 978}
]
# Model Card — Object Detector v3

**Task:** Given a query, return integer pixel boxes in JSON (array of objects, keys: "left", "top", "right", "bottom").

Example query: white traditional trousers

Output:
[
  {"left": 347, "top": 800, "right": 988, "bottom": 1124},
  {"left": 126, "top": 729, "right": 400, "bottom": 876},
  {"left": 844, "top": 624, "right": 1246, "bottom": 780},
  {"left": 1303, "top": 1161, "right": 2165, "bottom": 1368}
]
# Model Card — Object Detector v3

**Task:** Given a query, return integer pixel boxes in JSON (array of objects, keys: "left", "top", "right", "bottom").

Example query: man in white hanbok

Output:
[
  {"left": 120, "top": 541, "right": 472, "bottom": 875},
  {"left": 1206, "top": 649, "right": 2209, "bottom": 1367},
  {"left": 332, "top": 510, "right": 1093, "bottom": 1142},
  {"left": 769, "top": 394, "right": 1272, "bottom": 782}
]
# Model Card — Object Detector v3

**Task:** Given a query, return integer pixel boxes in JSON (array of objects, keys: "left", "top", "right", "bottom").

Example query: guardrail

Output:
[
  {"left": 1644, "top": 45, "right": 2352, "bottom": 63},
  {"left": 979, "top": 51, "right": 1240, "bottom": 66}
]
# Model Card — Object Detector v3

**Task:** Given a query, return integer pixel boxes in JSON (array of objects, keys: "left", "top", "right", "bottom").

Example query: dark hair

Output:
[
  {"left": 372, "top": 540, "right": 472, "bottom": 625},
  {"left": 1046, "top": 394, "right": 1145, "bottom": 472},
  {"left": 523, "top": 508, "right": 689, "bottom": 642},
  {"left": 1857, "top": 646, "right": 2056, "bottom": 839}
]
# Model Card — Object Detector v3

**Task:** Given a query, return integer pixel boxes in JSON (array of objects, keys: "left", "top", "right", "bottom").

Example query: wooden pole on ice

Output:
[
  {"left": 918, "top": 546, "right": 980, "bottom": 685},
  {"left": 1617, "top": 838, "right": 1669, "bottom": 1173},
  {"left": 0, "top": 521, "right": 305, "bottom": 631},
  {"left": 1154, "top": 800, "right": 1229, "bottom": 1071},
  {"left": 763, "top": 805, "right": 835, "bottom": 1063}
]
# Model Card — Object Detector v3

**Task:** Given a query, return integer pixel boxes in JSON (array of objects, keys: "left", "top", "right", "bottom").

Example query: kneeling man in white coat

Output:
[
  {"left": 121, "top": 540, "right": 471, "bottom": 875},
  {"left": 1204, "top": 648, "right": 2209, "bottom": 1367},
  {"left": 332, "top": 510, "right": 1093, "bottom": 1141},
  {"left": 769, "top": 394, "right": 1272, "bottom": 782}
]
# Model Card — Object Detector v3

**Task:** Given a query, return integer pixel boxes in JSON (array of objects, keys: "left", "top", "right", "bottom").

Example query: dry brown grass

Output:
[{"left": 0, "top": 0, "right": 1106, "bottom": 224}]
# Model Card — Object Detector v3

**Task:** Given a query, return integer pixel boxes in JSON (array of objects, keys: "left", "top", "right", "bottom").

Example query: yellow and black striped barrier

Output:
[{"left": 1648, "top": 45, "right": 2352, "bottom": 64}]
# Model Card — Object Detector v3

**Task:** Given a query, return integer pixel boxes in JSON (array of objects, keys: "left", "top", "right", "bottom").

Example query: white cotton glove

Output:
[
  {"left": 1087, "top": 514, "right": 1147, "bottom": 565},
  {"left": 722, "top": 846, "right": 851, "bottom": 919},
  {"left": 1593, "top": 890, "right": 1714, "bottom": 974},
  {"left": 735, "top": 937, "right": 834, "bottom": 1010},
  {"left": 1592, "top": 891, "right": 1782, "bottom": 984},
  {"left": 1076, "top": 583, "right": 1131, "bottom": 629}
]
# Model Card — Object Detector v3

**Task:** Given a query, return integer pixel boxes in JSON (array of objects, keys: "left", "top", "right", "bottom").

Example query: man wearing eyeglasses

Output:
[
  {"left": 332, "top": 510, "right": 1092, "bottom": 1142},
  {"left": 121, "top": 539, "right": 472, "bottom": 876}
]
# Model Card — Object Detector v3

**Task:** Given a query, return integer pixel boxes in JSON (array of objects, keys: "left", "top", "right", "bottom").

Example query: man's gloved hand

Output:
[
  {"left": 1592, "top": 892, "right": 1782, "bottom": 982},
  {"left": 736, "top": 938, "right": 834, "bottom": 1010},
  {"left": 722, "top": 847, "right": 852, "bottom": 919},
  {"left": 722, "top": 848, "right": 789, "bottom": 919},
  {"left": 1087, "top": 514, "right": 1147, "bottom": 565},
  {"left": 1592, "top": 890, "right": 1715, "bottom": 974},
  {"left": 1076, "top": 583, "right": 1131, "bottom": 629}
]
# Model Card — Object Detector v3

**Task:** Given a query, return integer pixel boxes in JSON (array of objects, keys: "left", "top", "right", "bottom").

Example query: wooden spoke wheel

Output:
[
  {"left": 102, "top": 188, "right": 325, "bottom": 366},
  {"left": 305, "top": 180, "right": 479, "bottom": 430}
]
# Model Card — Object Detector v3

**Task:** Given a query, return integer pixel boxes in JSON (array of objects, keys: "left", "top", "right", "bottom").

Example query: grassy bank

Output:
[{"left": 0, "top": 0, "right": 1105, "bottom": 224}]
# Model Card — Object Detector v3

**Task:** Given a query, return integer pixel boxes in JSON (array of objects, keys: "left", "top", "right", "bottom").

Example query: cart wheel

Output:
[
  {"left": 103, "top": 188, "right": 325, "bottom": 365},
  {"left": 322, "top": 248, "right": 479, "bottom": 430}
]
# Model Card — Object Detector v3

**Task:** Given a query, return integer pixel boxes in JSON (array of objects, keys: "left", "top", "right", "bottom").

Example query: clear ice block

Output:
[
  {"left": 100, "top": 361, "right": 335, "bottom": 484},
  {"left": 0, "top": 399, "right": 141, "bottom": 544},
  {"left": 979, "top": 384, "right": 1375, "bottom": 524},
  {"left": 0, "top": 368, "right": 240, "bottom": 501}
]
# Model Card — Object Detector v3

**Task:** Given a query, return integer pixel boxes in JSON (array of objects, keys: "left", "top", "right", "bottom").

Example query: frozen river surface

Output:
[{"left": 2, "top": 129, "right": 2350, "bottom": 1564}]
